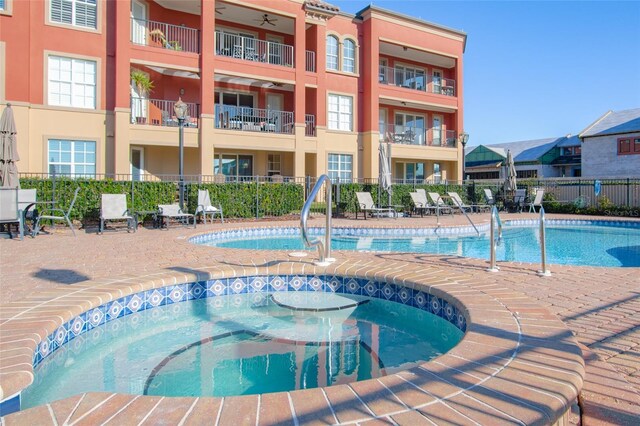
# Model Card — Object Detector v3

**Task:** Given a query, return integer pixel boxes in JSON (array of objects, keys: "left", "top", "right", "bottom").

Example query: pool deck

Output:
[{"left": 1, "top": 212, "right": 639, "bottom": 425}]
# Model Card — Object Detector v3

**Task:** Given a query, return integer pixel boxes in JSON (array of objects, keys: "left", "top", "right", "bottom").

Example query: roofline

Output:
[
  {"left": 354, "top": 5, "right": 467, "bottom": 51},
  {"left": 580, "top": 129, "right": 640, "bottom": 139},
  {"left": 578, "top": 110, "right": 612, "bottom": 139}
]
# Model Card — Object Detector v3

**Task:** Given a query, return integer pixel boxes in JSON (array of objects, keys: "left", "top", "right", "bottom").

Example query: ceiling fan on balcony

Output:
[
  {"left": 255, "top": 14, "right": 278, "bottom": 26},
  {"left": 215, "top": 6, "right": 225, "bottom": 15}
]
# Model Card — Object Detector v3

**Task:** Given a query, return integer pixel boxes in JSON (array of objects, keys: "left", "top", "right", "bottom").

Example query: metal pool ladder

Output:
[
  {"left": 538, "top": 206, "right": 551, "bottom": 276},
  {"left": 300, "top": 174, "right": 335, "bottom": 266},
  {"left": 487, "top": 206, "right": 503, "bottom": 272}
]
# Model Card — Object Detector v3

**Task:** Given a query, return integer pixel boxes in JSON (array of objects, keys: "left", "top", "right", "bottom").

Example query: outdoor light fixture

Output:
[
  {"left": 179, "top": 88, "right": 185, "bottom": 95},
  {"left": 174, "top": 97, "right": 189, "bottom": 210},
  {"left": 459, "top": 131, "right": 469, "bottom": 181}
]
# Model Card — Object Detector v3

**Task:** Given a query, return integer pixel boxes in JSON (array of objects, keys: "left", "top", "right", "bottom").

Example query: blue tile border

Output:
[{"left": 33, "top": 275, "right": 467, "bottom": 369}]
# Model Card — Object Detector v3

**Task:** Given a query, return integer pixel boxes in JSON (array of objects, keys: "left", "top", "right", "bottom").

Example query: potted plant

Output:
[{"left": 130, "top": 70, "right": 153, "bottom": 124}]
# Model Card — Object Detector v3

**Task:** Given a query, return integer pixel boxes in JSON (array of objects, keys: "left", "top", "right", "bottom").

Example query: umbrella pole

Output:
[{"left": 387, "top": 143, "right": 392, "bottom": 209}]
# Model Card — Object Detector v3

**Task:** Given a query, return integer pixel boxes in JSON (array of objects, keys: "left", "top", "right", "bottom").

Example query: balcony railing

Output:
[
  {"left": 215, "top": 105, "right": 294, "bottom": 135},
  {"left": 131, "top": 97, "right": 200, "bottom": 128},
  {"left": 306, "top": 51, "right": 316, "bottom": 72},
  {"left": 379, "top": 65, "right": 456, "bottom": 96},
  {"left": 131, "top": 18, "right": 200, "bottom": 53},
  {"left": 305, "top": 114, "right": 316, "bottom": 136},
  {"left": 380, "top": 124, "right": 456, "bottom": 147},
  {"left": 215, "top": 31, "right": 294, "bottom": 68}
]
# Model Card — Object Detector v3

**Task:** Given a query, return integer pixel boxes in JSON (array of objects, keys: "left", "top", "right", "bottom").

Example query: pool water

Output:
[
  {"left": 208, "top": 224, "right": 640, "bottom": 267},
  {"left": 22, "top": 293, "right": 462, "bottom": 408}
]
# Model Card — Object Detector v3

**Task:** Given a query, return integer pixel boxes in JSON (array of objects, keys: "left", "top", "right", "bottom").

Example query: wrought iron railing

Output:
[
  {"left": 130, "top": 18, "right": 199, "bottom": 53},
  {"left": 130, "top": 97, "right": 200, "bottom": 128},
  {"left": 379, "top": 65, "right": 456, "bottom": 96},
  {"left": 306, "top": 50, "right": 316, "bottom": 72},
  {"left": 215, "top": 105, "right": 294, "bottom": 134},
  {"left": 305, "top": 114, "right": 316, "bottom": 137},
  {"left": 379, "top": 124, "right": 456, "bottom": 147},
  {"left": 215, "top": 31, "right": 294, "bottom": 67}
]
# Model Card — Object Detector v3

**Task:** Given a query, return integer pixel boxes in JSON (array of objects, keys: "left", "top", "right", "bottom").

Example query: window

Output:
[
  {"left": 343, "top": 39, "right": 355, "bottom": 73},
  {"left": 516, "top": 170, "right": 538, "bottom": 179},
  {"left": 328, "top": 154, "right": 352, "bottom": 181},
  {"left": 395, "top": 65, "right": 425, "bottom": 91},
  {"left": 50, "top": 0, "right": 97, "bottom": 29},
  {"left": 326, "top": 35, "right": 338, "bottom": 71},
  {"left": 267, "top": 154, "right": 281, "bottom": 176},
  {"left": 328, "top": 94, "right": 353, "bottom": 131},
  {"left": 395, "top": 162, "right": 425, "bottom": 183},
  {"left": 433, "top": 163, "right": 441, "bottom": 183},
  {"left": 618, "top": 137, "right": 640, "bottom": 155},
  {"left": 48, "top": 55, "right": 96, "bottom": 109},
  {"left": 214, "top": 154, "right": 253, "bottom": 181},
  {"left": 48, "top": 139, "right": 96, "bottom": 177},
  {"left": 0, "top": 0, "right": 5, "bottom": 11}
]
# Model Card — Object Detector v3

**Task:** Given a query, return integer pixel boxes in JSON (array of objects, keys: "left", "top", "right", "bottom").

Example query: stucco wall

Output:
[{"left": 582, "top": 132, "right": 640, "bottom": 178}]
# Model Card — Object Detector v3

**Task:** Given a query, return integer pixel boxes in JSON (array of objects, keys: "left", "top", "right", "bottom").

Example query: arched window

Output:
[
  {"left": 326, "top": 35, "right": 339, "bottom": 70},
  {"left": 343, "top": 39, "right": 355, "bottom": 73}
]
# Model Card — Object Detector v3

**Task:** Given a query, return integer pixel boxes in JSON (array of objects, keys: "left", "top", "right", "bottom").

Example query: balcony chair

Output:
[
  {"left": 33, "top": 187, "right": 80, "bottom": 237},
  {"left": 195, "top": 189, "right": 224, "bottom": 224},
  {"left": 99, "top": 194, "right": 137, "bottom": 234}
]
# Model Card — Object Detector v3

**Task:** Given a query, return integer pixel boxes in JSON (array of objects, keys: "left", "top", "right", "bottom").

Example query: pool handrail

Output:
[
  {"left": 487, "top": 205, "right": 502, "bottom": 272},
  {"left": 300, "top": 174, "right": 333, "bottom": 264},
  {"left": 538, "top": 206, "right": 551, "bottom": 276}
]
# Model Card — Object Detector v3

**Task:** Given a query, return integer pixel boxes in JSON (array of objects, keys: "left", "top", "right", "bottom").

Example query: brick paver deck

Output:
[{"left": 1, "top": 212, "right": 639, "bottom": 424}]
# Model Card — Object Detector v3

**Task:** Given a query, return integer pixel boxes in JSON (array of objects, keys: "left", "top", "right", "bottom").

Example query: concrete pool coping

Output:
[{"left": 1, "top": 226, "right": 585, "bottom": 425}]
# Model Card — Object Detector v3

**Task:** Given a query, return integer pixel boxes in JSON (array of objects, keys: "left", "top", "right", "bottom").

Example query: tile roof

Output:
[
  {"left": 304, "top": 0, "right": 340, "bottom": 12},
  {"left": 580, "top": 108, "right": 640, "bottom": 138}
]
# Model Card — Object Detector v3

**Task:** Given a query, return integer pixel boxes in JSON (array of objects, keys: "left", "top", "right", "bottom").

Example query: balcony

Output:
[
  {"left": 215, "top": 105, "right": 294, "bottom": 135},
  {"left": 306, "top": 51, "right": 316, "bottom": 72},
  {"left": 215, "top": 31, "right": 293, "bottom": 68},
  {"left": 379, "top": 66, "right": 456, "bottom": 96},
  {"left": 131, "top": 18, "right": 200, "bottom": 54},
  {"left": 381, "top": 124, "right": 456, "bottom": 147},
  {"left": 305, "top": 114, "right": 316, "bottom": 136},
  {"left": 131, "top": 97, "right": 200, "bottom": 128}
]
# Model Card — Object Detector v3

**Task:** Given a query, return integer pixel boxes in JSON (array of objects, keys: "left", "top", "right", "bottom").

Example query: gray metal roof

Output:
[
  {"left": 580, "top": 108, "right": 640, "bottom": 138},
  {"left": 556, "top": 135, "right": 581, "bottom": 147},
  {"left": 485, "top": 137, "right": 564, "bottom": 162}
]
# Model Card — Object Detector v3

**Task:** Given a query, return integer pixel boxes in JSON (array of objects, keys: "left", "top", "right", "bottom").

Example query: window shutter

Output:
[
  {"left": 75, "top": 0, "right": 97, "bottom": 29},
  {"left": 51, "top": 0, "right": 73, "bottom": 24}
]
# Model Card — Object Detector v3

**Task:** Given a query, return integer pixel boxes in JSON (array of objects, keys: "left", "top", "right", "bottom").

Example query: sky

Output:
[{"left": 330, "top": 0, "right": 640, "bottom": 146}]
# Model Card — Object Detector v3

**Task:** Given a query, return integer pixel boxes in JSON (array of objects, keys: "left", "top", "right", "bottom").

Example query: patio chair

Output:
[
  {"left": 355, "top": 192, "right": 390, "bottom": 220},
  {"left": 33, "top": 187, "right": 80, "bottom": 237},
  {"left": 0, "top": 188, "right": 23, "bottom": 240},
  {"left": 447, "top": 192, "right": 473, "bottom": 214},
  {"left": 157, "top": 204, "right": 196, "bottom": 229},
  {"left": 18, "top": 189, "right": 37, "bottom": 232},
  {"left": 99, "top": 194, "right": 137, "bottom": 234},
  {"left": 511, "top": 189, "right": 527, "bottom": 213},
  {"left": 409, "top": 191, "right": 434, "bottom": 217},
  {"left": 528, "top": 189, "right": 545, "bottom": 213},
  {"left": 484, "top": 188, "right": 496, "bottom": 207},
  {"left": 195, "top": 189, "right": 224, "bottom": 224},
  {"left": 427, "top": 192, "right": 454, "bottom": 217}
]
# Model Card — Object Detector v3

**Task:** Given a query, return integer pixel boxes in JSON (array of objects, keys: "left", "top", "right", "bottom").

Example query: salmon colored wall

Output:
[{"left": 148, "top": 3, "right": 200, "bottom": 29}]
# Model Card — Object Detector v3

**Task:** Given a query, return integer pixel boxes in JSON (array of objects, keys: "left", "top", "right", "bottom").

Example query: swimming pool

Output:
[
  {"left": 192, "top": 220, "right": 640, "bottom": 267},
  {"left": 21, "top": 278, "right": 464, "bottom": 409}
]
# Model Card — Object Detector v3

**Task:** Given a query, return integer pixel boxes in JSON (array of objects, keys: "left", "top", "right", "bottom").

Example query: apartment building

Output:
[{"left": 0, "top": 0, "right": 466, "bottom": 182}]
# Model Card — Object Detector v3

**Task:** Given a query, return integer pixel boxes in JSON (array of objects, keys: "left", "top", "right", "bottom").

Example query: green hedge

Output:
[{"left": 18, "top": 178, "right": 305, "bottom": 223}]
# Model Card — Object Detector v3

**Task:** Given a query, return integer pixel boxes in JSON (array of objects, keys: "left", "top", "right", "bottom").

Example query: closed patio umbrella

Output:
[
  {"left": 0, "top": 104, "right": 20, "bottom": 188},
  {"left": 504, "top": 149, "right": 517, "bottom": 193},
  {"left": 379, "top": 142, "right": 392, "bottom": 206}
]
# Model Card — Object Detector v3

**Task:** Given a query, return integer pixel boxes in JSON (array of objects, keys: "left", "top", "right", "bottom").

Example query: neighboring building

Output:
[
  {"left": 579, "top": 108, "right": 640, "bottom": 178},
  {"left": 464, "top": 136, "right": 581, "bottom": 180},
  {"left": 0, "top": 0, "right": 466, "bottom": 182}
]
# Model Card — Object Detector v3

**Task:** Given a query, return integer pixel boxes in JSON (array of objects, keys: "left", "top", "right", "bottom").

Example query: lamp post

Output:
[
  {"left": 174, "top": 97, "right": 189, "bottom": 210},
  {"left": 459, "top": 131, "right": 469, "bottom": 181}
]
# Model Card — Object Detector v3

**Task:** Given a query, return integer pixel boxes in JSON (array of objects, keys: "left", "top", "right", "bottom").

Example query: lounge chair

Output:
[
  {"left": 0, "top": 188, "right": 23, "bottom": 240},
  {"left": 99, "top": 194, "right": 137, "bottom": 234},
  {"left": 511, "top": 189, "right": 527, "bottom": 213},
  {"left": 447, "top": 192, "right": 473, "bottom": 214},
  {"left": 409, "top": 191, "right": 434, "bottom": 217},
  {"left": 33, "top": 187, "right": 80, "bottom": 237},
  {"left": 195, "top": 189, "right": 224, "bottom": 224},
  {"left": 484, "top": 188, "right": 496, "bottom": 207},
  {"left": 355, "top": 192, "right": 394, "bottom": 220},
  {"left": 427, "top": 192, "right": 453, "bottom": 216},
  {"left": 158, "top": 204, "right": 196, "bottom": 229},
  {"left": 528, "top": 189, "right": 545, "bottom": 213}
]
